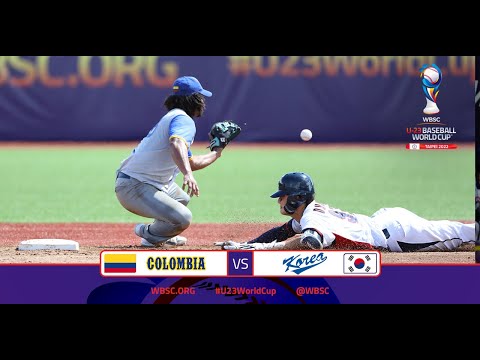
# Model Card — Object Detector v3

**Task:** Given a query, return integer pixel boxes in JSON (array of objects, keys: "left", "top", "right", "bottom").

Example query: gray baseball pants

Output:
[{"left": 115, "top": 176, "right": 192, "bottom": 243}]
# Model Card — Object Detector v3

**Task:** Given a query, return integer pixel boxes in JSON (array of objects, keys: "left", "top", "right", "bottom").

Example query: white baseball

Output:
[
  {"left": 423, "top": 67, "right": 439, "bottom": 84},
  {"left": 300, "top": 129, "right": 312, "bottom": 141}
]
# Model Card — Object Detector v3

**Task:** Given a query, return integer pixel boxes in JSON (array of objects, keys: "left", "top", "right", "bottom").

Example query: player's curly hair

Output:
[{"left": 164, "top": 93, "right": 207, "bottom": 118}]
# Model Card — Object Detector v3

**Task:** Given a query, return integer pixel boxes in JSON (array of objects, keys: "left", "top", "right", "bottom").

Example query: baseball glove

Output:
[{"left": 208, "top": 121, "right": 242, "bottom": 151}]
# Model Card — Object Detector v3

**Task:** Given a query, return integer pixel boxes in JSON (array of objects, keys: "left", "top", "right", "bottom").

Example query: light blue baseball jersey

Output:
[{"left": 118, "top": 108, "right": 196, "bottom": 191}]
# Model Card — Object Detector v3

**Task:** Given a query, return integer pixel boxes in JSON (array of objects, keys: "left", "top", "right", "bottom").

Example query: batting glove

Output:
[
  {"left": 214, "top": 240, "right": 285, "bottom": 250},
  {"left": 214, "top": 240, "right": 244, "bottom": 250},
  {"left": 239, "top": 240, "right": 285, "bottom": 250}
]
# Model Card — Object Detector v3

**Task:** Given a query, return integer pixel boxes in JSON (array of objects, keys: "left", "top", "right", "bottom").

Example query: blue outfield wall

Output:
[{"left": 0, "top": 56, "right": 474, "bottom": 142}]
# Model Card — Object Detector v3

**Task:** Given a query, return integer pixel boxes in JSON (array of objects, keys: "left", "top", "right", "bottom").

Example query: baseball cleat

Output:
[
  {"left": 136, "top": 224, "right": 163, "bottom": 247},
  {"left": 139, "top": 233, "right": 187, "bottom": 248},
  {"left": 134, "top": 223, "right": 146, "bottom": 237},
  {"left": 140, "top": 237, "right": 169, "bottom": 248},
  {"left": 165, "top": 236, "right": 188, "bottom": 246},
  {"left": 140, "top": 237, "right": 157, "bottom": 247}
]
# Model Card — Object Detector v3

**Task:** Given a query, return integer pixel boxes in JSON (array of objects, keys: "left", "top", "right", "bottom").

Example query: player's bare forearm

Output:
[
  {"left": 169, "top": 138, "right": 193, "bottom": 176},
  {"left": 189, "top": 148, "right": 223, "bottom": 171}
]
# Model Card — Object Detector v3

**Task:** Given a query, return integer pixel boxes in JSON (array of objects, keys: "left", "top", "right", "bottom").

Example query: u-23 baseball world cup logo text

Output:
[
  {"left": 405, "top": 63, "right": 456, "bottom": 148},
  {"left": 419, "top": 64, "right": 442, "bottom": 115},
  {"left": 283, "top": 252, "right": 327, "bottom": 275}
]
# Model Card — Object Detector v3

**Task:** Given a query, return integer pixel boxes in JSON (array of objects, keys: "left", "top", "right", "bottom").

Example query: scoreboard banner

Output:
[{"left": 100, "top": 250, "right": 381, "bottom": 278}]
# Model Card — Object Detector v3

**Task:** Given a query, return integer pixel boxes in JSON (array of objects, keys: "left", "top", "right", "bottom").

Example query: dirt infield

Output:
[{"left": 0, "top": 222, "right": 475, "bottom": 264}]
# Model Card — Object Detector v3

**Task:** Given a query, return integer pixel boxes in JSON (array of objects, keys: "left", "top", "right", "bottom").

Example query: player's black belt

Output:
[
  {"left": 382, "top": 228, "right": 390, "bottom": 239},
  {"left": 117, "top": 172, "right": 131, "bottom": 179}
]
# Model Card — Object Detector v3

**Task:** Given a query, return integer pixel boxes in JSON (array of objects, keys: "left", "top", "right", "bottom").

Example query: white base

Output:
[{"left": 17, "top": 239, "right": 80, "bottom": 251}]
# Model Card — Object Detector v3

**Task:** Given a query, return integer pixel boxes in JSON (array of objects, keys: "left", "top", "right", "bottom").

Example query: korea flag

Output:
[{"left": 343, "top": 253, "right": 379, "bottom": 274}]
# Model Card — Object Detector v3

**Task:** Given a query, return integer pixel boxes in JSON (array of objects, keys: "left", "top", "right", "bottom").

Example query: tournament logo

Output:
[
  {"left": 405, "top": 63, "right": 456, "bottom": 150},
  {"left": 419, "top": 64, "right": 442, "bottom": 115}
]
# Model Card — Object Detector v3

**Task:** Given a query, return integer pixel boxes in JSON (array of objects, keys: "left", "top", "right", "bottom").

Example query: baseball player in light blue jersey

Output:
[{"left": 115, "top": 76, "right": 224, "bottom": 247}]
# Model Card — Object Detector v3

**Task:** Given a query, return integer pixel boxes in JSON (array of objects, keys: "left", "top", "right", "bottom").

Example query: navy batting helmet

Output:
[{"left": 271, "top": 172, "right": 315, "bottom": 214}]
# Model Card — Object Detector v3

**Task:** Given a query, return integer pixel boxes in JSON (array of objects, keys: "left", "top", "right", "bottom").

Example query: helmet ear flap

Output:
[{"left": 284, "top": 194, "right": 305, "bottom": 214}]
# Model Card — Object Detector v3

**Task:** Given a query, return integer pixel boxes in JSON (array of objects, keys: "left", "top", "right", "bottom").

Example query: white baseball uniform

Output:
[{"left": 292, "top": 202, "right": 474, "bottom": 252}]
